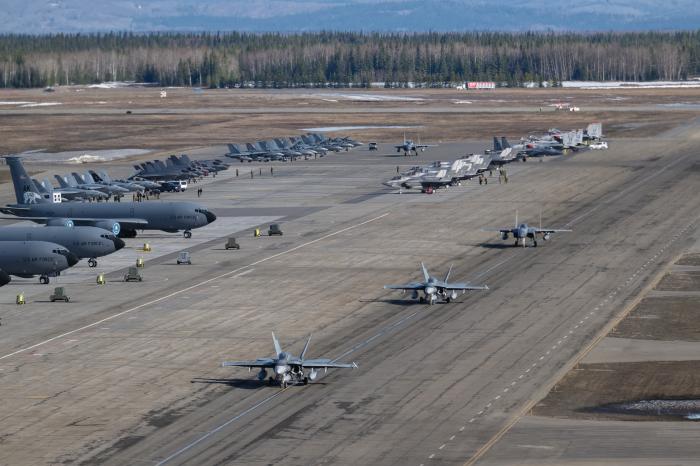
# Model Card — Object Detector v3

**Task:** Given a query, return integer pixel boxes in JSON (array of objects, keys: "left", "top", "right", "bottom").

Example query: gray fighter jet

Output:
[
  {"left": 72, "top": 172, "right": 129, "bottom": 196},
  {"left": 222, "top": 332, "right": 357, "bottom": 388},
  {"left": 0, "top": 225, "right": 124, "bottom": 267},
  {"left": 35, "top": 177, "right": 108, "bottom": 201},
  {"left": 384, "top": 263, "right": 489, "bottom": 305},
  {"left": 0, "top": 240, "right": 78, "bottom": 285},
  {"left": 484, "top": 212, "right": 571, "bottom": 247},
  {"left": 2, "top": 157, "right": 216, "bottom": 238},
  {"left": 53, "top": 175, "right": 110, "bottom": 200},
  {"left": 395, "top": 134, "right": 436, "bottom": 156},
  {"left": 89, "top": 170, "right": 145, "bottom": 193}
]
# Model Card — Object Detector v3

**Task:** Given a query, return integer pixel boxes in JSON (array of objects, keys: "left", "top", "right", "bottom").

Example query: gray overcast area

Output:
[{"left": 1, "top": 0, "right": 698, "bottom": 33}]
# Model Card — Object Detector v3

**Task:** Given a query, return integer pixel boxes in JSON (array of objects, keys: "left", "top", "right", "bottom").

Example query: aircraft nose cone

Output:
[
  {"left": 113, "top": 237, "right": 126, "bottom": 251},
  {"left": 204, "top": 210, "right": 217, "bottom": 224},
  {"left": 67, "top": 253, "right": 79, "bottom": 267}
]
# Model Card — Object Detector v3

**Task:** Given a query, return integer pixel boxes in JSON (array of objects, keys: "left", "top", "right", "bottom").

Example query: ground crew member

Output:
[
  {"left": 478, "top": 174, "right": 483, "bottom": 185},
  {"left": 251, "top": 170, "right": 254, "bottom": 179},
  {"left": 396, "top": 165, "right": 400, "bottom": 174},
  {"left": 271, "top": 167, "right": 274, "bottom": 176},
  {"left": 236, "top": 168, "right": 239, "bottom": 177}
]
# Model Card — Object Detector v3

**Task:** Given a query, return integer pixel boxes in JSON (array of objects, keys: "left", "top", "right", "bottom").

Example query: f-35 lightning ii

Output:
[
  {"left": 222, "top": 332, "right": 357, "bottom": 388},
  {"left": 384, "top": 263, "right": 488, "bottom": 305}
]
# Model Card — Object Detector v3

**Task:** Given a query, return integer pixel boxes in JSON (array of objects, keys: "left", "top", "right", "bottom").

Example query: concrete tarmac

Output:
[{"left": 0, "top": 127, "right": 699, "bottom": 466}]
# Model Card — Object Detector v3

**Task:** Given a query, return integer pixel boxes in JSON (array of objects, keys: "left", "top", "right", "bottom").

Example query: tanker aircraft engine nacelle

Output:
[
  {"left": 92, "top": 220, "right": 121, "bottom": 236},
  {"left": 46, "top": 218, "right": 74, "bottom": 228}
]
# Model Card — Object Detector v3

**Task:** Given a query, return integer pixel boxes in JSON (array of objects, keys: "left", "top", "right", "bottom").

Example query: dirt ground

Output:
[
  {"left": 613, "top": 296, "right": 700, "bottom": 341},
  {"left": 532, "top": 252, "right": 700, "bottom": 422},
  {"left": 0, "top": 87, "right": 697, "bottom": 154},
  {"left": 655, "top": 270, "right": 700, "bottom": 291},
  {"left": 532, "top": 360, "right": 700, "bottom": 421}
]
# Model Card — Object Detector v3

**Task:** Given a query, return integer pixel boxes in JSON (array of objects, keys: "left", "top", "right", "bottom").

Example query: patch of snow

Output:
[
  {"left": 19, "top": 102, "right": 62, "bottom": 107},
  {"left": 0, "top": 101, "right": 35, "bottom": 105},
  {"left": 563, "top": 80, "right": 700, "bottom": 89},
  {"left": 307, "top": 92, "right": 424, "bottom": 102},
  {"left": 453, "top": 100, "right": 472, "bottom": 104},
  {"left": 18, "top": 148, "right": 152, "bottom": 164},
  {"left": 67, "top": 154, "right": 107, "bottom": 164}
]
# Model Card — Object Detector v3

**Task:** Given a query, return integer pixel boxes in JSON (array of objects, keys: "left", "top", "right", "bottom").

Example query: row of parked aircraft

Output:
[
  {"left": 0, "top": 157, "right": 217, "bottom": 285},
  {"left": 225, "top": 133, "right": 362, "bottom": 162},
  {"left": 383, "top": 123, "right": 604, "bottom": 193}
]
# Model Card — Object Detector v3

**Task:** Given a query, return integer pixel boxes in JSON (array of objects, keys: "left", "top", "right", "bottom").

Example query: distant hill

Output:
[{"left": 2, "top": 0, "right": 699, "bottom": 33}]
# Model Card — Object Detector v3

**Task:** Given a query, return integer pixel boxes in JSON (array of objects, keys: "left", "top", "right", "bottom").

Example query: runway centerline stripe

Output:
[{"left": 0, "top": 212, "right": 390, "bottom": 363}]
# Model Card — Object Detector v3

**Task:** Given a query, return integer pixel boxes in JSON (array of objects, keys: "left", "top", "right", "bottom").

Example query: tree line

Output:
[{"left": 0, "top": 31, "right": 698, "bottom": 88}]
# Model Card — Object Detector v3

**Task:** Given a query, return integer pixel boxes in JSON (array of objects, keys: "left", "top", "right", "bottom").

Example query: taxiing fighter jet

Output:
[
  {"left": 384, "top": 263, "right": 488, "bottom": 305},
  {"left": 484, "top": 211, "right": 571, "bottom": 247},
  {"left": 395, "top": 134, "right": 436, "bottom": 156},
  {"left": 222, "top": 332, "right": 357, "bottom": 388}
]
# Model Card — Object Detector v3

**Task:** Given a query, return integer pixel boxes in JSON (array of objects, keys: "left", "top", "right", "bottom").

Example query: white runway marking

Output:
[{"left": 0, "top": 213, "right": 389, "bottom": 363}]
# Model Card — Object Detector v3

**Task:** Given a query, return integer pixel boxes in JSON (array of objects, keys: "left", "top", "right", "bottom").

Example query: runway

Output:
[{"left": 0, "top": 128, "right": 699, "bottom": 465}]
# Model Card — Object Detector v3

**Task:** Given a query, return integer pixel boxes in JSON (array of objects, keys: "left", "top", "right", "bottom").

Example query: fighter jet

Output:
[
  {"left": 2, "top": 157, "right": 216, "bottom": 239},
  {"left": 225, "top": 144, "right": 254, "bottom": 162},
  {"left": 384, "top": 263, "right": 488, "bottom": 305},
  {"left": 274, "top": 138, "right": 311, "bottom": 157},
  {"left": 488, "top": 137, "right": 523, "bottom": 165},
  {"left": 395, "top": 134, "right": 436, "bottom": 156},
  {"left": 53, "top": 175, "right": 111, "bottom": 200},
  {"left": 72, "top": 172, "right": 129, "bottom": 196},
  {"left": 0, "top": 240, "right": 78, "bottom": 285},
  {"left": 36, "top": 177, "right": 108, "bottom": 201},
  {"left": 89, "top": 170, "right": 145, "bottom": 193},
  {"left": 0, "top": 225, "right": 124, "bottom": 267},
  {"left": 222, "top": 332, "right": 357, "bottom": 388},
  {"left": 484, "top": 212, "right": 571, "bottom": 247}
]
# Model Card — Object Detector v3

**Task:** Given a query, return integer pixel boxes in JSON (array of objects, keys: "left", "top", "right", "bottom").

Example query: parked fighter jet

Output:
[
  {"left": 3, "top": 157, "right": 216, "bottom": 239},
  {"left": 36, "top": 178, "right": 108, "bottom": 201},
  {"left": 222, "top": 332, "right": 357, "bottom": 388},
  {"left": 483, "top": 211, "right": 571, "bottom": 247},
  {"left": 89, "top": 170, "right": 145, "bottom": 193},
  {"left": 384, "top": 263, "right": 488, "bottom": 305},
  {"left": 0, "top": 240, "right": 78, "bottom": 285},
  {"left": 395, "top": 134, "right": 436, "bottom": 156},
  {"left": 488, "top": 137, "right": 522, "bottom": 165},
  {"left": 0, "top": 225, "right": 124, "bottom": 267},
  {"left": 73, "top": 172, "right": 129, "bottom": 196},
  {"left": 54, "top": 175, "right": 111, "bottom": 200}
]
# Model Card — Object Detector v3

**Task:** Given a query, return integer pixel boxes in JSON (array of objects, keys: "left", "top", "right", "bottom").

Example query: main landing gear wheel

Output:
[
  {"left": 183, "top": 230, "right": 192, "bottom": 239},
  {"left": 514, "top": 240, "right": 519, "bottom": 247},
  {"left": 39, "top": 275, "right": 49, "bottom": 284},
  {"left": 281, "top": 380, "right": 288, "bottom": 389},
  {"left": 88, "top": 258, "right": 97, "bottom": 268},
  {"left": 303, "top": 377, "right": 309, "bottom": 385},
  {"left": 533, "top": 240, "right": 538, "bottom": 247},
  {"left": 268, "top": 377, "right": 274, "bottom": 386},
  {"left": 419, "top": 297, "right": 425, "bottom": 304},
  {"left": 445, "top": 297, "right": 451, "bottom": 303}
]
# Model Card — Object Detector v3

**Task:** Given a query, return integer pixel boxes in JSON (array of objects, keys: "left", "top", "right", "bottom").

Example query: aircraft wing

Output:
[
  {"left": 482, "top": 228, "right": 513, "bottom": 234},
  {"left": 384, "top": 282, "right": 424, "bottom": 290},
  {"left": 533, "top": 228, "right": 572, "bottom": 234},
  {"left": 441, "top": 283, "right": 489, "bottom": 291},
  {"left": 0, "top": 215, "right": 149, "bottom": 226},
  {"left": 222, "top": 358, "right": 276, "bottom": 368},
  {"left": 300, "top": 358, "right": 358, "bottom": 369}
]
